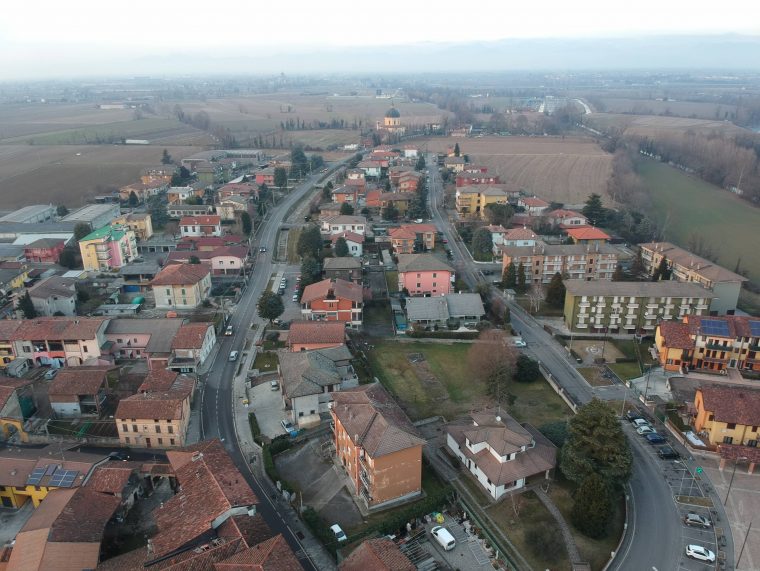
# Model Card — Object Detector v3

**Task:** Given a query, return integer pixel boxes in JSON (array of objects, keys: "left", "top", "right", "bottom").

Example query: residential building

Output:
[
  {"left": 545, "top": 209, "right": 588, "bottom": 228},
  {"left": 0, "top": 377, "right": 35, "bottom": 442},
  {"left": 118, "top": 260, "right": 161, "bottom": 291},
  {"left": 317, "top": 202, "right": 343, "bottom": 220},
  {"left": 179, "top": 215, "right": 222, "bottom": 237},
  {"left": 502, "top": 226, "right": 538, "bottom": 247},
  {"left": 279, "top": 346, "right": 356, "bottom": 427},
  {"left": 446, "top": 409, "right": 557, "bottom": 500},
  {"left": 364, "top": 190, "right": 382, "bottom": 209},
  {"left": 150, "top": 262, "right": 212, "bottom": 310},
  {"left": 168, "top": 322, "right": 216, "bottom": 374},
  {"left": 455, "top": 185, "right": 515, "bottom": 218},
  {"left": 321, "top": 215, "right": 367, "bottom": 236},
  {"left": 397, "top": 172, "right": 422, "bottom": 192},
  {"left": 501, "top": 241, "right": 620, "bottom": 284},
  {"left": 27, "top": 276, "right": 77, "bottom": 316},
  {"left": 61, "top": 203, "right": 120, "bottom": 230},
  {"left": 406, "top": 223, "right": 437, "bottom": 250},
  {"left": 566, "top": 226, "right": 611, "bottom": 245},
  {"left": 331, "top": 383, "right": 425, "bottom": 510},
  {"left": 323, "top": 256, "right": 362, "bottom": 283},
  {"left": 288, "top": 321, "right": 346, "bottom": 352},
  {"left": 301, "top": 278, "right": 363, "bottom": 328},
  {"left": 48, "top": 366, "right": 114, "bottom": 418},
  {"left": 405, "top": 293, "right": 485, "bottom": 330},
  {"left": 330, "top": 231, "right": 364, "bottom": 257},
  {"left": 357, "top": 160, "right": 384, "bottom": 178},
  {"left": 443, "top": 156, "right": 466, "bottom": 172},
  {"left": 332, "top": 185, "right": 359, "bottom": 204},
  {"left": 112, "top": 213, "right": 153, "bottom": 241},
  {"left": 217, "top": 195, "right": 249, "bottom": 221},
  {"left": 346, "top": 168, "right": 365, "bottom": 180},
  {"left": 115, "top": 369, "right": 195, "bottom": 448},
  {"left": 0, "top": 204, "right": 56, "bottom": 224},
  {"left": 254, "top": 166, "right": 277, "bottom": 186},
  {"left": 7, "top": 487, "right": 120, "bottom": 570},
  {"left": 339, "top": 538, "right": 415, "bottom": 571},
  {"left": 11, "top": 317, "right": 109, "bottom": 367},
  {"left": 455, "top": 171, "right": 501, "bottom": 187},
  {"left": 655, "top": 315, "right": 760, "bottom": 373},
  {"left": 694, "top": 385, "right": 760, "bottom": 451},
  {"left": 217, "top": 182, "right": 258, "bottom": 200},
  {"left": 105, "top": 318, "right": 184, "bottom": 369},
  {"left": 0, "top": 320, "right": 21, "bottom": 368},
  {"left": 166, "top": 245, "right": 249, "bottom": 277},
  {"left": 167, "top": 185, "right": 203, "bottom": 204},
  {"left": 166, "top": 203, "right": 215, "bottom": 219},
  {"left": 639, "top": 242, "right": 747, "bottom": 314},
  {"left": 379, "top": 192, "right": 416, "bottom": 215},
  {"left": 517, "top": 196, "right": 550, "bottom": 216},
  {"left": 389, "top": 227, "right": 417, "bottom": 254},
  {"left": 22, "top": 238, "right": 66, "bottom": 264},
  {"left": 79, "top": 225, "right": 137, "bottom": 271},
  {"left": 403, "top": 146, "right": 419, "bottom": 158},
  {"left": 563, "top": 279, "right": 715, "bottom": 334},
  {"left": 140, "top": 166, "right": 175, "bottom": 185},
  {"left": 119, "top": 181, "right": 165, "bottom": 203},
  {"left": 397, "top": 254, "right": 454, "bottom": 297}
]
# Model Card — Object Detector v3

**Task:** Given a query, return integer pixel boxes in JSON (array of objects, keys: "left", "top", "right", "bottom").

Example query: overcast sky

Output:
[{"left": 1, "top": 0, "right": 759, "bottom": 78}]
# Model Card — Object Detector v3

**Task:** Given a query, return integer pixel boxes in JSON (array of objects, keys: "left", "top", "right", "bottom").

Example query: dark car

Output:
[
  {"left": 646, "top": 433, "right": 667, "bottom": 445},
  {"left": 658, "top": 445, "right": 680, "bottom": 460},
  {"left": 626, "top": 410, "right": 644, "bottom": 423},
  {"left": 108, "top": 451, "right": 129, "bottom": 461}
]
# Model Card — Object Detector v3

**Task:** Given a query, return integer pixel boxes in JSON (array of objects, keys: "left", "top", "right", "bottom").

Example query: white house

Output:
[
  {"left": 517, "top": 197, "right": 550, "bottom": 216},
  {"left": 320, "top": 215, "right": 367, "bottom": 236},
  {"left": 169, "top": 322, "right": 217, "bottom": 374},
  {"left": 330, "top": 231, "right": 364, "bottom": 257},
  {"left": 27, "top": 276, "right": 78, "bottom": 317}
]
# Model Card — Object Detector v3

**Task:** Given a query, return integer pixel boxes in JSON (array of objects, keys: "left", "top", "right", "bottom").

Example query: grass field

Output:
[
  {"left": 422, "top": 136, "right": 612, "bottom": 204},
  {"left": 637, "top": 159, "right": 760, "bottom": 282},
  {"left": 596, "top": 98, "right": 737, "bottom": 121},
  {"left": 586, "top": 113, "right": 750, "bottom": 139}
]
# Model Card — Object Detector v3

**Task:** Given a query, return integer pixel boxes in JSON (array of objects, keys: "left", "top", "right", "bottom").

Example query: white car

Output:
[
  {"left": 292, "top": 294, "right": 299, "bottom": 302},
  {"left": 685, "top": 544, "right": 715, "bottom": 563},
  {"left": 631, "top": 418, "right": 650, "bottom": 428},
  {"left": 636, "top": 425, "right": 656, "bottom": 435},
  {"left": 330, "top": 524, "right": 347, "bottom": 543},
  {"left": 229, "top": 351, "right": 239, "bottom": 362}
]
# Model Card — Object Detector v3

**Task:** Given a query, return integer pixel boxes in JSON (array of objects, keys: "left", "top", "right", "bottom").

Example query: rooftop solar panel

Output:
[
  {"left": 701, "top": 319, "right": 730, "bottom": 336},
  {"left": 750, "top": 321, "right": 760, "bottom": 337},
  {"left": 26, "top": 467, "right": 46, "bottom": 485},
  {"left": 44, "top": 463, "right": 59, "bottom": 476}
]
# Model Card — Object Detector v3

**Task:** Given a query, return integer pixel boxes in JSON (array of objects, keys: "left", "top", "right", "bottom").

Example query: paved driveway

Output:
[
  {"left": 424, "top": 514, "right": 492, "bottom": 570},
  {"left": 250, "top": 378, "right": 287, "bottom": 439}
]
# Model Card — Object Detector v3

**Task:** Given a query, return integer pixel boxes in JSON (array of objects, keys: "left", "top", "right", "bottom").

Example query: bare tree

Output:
[
  {"left": 527, "top": 283, "right": 545, "bottom": 314},
  {"left": 467, "top": 330, "right": 518, "bottom": 398}
]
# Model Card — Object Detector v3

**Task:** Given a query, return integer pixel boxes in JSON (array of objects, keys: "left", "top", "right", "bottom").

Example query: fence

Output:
[{"left": 539, "top": 363, "right": 579, "bottom": 413}]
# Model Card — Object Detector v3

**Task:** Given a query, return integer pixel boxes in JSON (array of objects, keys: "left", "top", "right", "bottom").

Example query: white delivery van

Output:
[{"left": 431, "top": 525, "right": 456, "bottom": 551}]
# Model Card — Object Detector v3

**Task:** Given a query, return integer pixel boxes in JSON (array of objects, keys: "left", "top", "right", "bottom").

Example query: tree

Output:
[
  {"left": 382, "top": 203, "right": 399, "bottom": 221},
  {"left": 274, "top": 167, "right": 288, "bottom": 190},
  {"left": 161, "top": 148, "right": 173, "bottom": 165},
  {"left": 539, "top": 421, "right": 569, "bottom": 448},
  {"left": 188, "top": 256, "right": 201, "bottom": 264},
  {"left": 545, "top": 272, "right": 566, "bottom": 308},
  {"left": 454, "top": 143, "right": 460, "bottom": 157},
  {"left": 415, "top": 155, "right": 426, "bottom": 171},
  {"left": 148, "top": 194, "right": 169, "bottom": 230},
  {"left": 17, "top": 292, "right": 37, "bottom": 319},
  {"left": 257, "top": 290, "right": 284, "bottom": 322},
  {"left": 483, "top": 203, "right": 514, "bottom": 227},
  {"left": 612, "top": 264, "right": 626, "bottom": 281},
  {"left": 527, "top": 283, "right": 545, "bottom": 313},
  {"left": 516, "top": 262, "right": 527, "bottom": 293},
  {"left": 241, "top": 211, "right": 252, "bottom": 236},
  {"left": 652, "top": 257, "right": 671, "bottom": 281},
  {"left": 470, "top": 227, "right": 493, "bottom": 262},
  {"left": 630, "top": 249, "right": 646, "bottom": 279},
  {"left": 171, "top": 166, "right": 192, "bottom": 186},
  {"left": 570, "top": 473, "right": 613, "bottom": 539},
  {"left": 185, "top": 196, "right": 203, "bottom": 205},
  {"left": 76, "top": 288, "right": 90, "bottom": 304},
  {"left": 322, "top": 182, "right": 333, "bottom": 201},
  {"left": 128, "top": 191, "right": 139, "bottom": 207},
  {"left": 503, "top": 262, "right": 517, "bottom": 288},
  {"left": 560, "top": 398, "right": 632, "bottom": 489},
  {"left": 74, "top": 223, "right": 90, "bottom": 241},
  {"left": 503, "top": 306, "right": 511, "bottom": 324},
  {"left": 384, "top": 178, "right": 391, "bottom": 192},
  {"left": 582, "top": 193, "right": 606, "bottom": 226},
  {"left": 467, "top": 330, "right": 518, "bottom": 399},
  {"left": 297, "top": 225, "right": 323, "bottom": 260},
  {"left": 56, "top": 205, "right": 69, "bottom": 217},
  {"left": 339, "top": 202, "right": 354, "bottom": 215},
  {"left": 334, "top": 237, "right": 349, "bottom": 257},
  {"left": 514, "top": 354, "right": 541, "bottom": 383},
  {"left": 300, "top": 256, "right": 321, "bottom": 290},
  {"left": 58, "top": 248, "right": 78, "bottom": 269}
]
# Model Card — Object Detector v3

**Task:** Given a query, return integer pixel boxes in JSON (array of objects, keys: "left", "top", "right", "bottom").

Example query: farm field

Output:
[
  {"left": 637, "top": 159, "right": 760, "bottom": 282},
  {"left": 596, "top": 98, "right": 737, "bottom": 120},
  {"left": 586, "top": 113, "right": 750, "bottom": 139},
  {"left": 0, "top": 144, "right": 200, "bottom": 208},
  {"left": 424, "top": 136, "right": 612, "bottom": 203}
]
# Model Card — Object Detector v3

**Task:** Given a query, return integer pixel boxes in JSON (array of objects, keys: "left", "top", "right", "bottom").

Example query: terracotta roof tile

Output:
[
  {"left": 213, "top": 535, "right": 302, "bottom": 570},
  {"left": 0, "top": 376, "right": 33, "bottom": 410},
  {"left": 659, "top": 321, "right": 694, "bottom": 350},
  {"left": 287, "top": 321, "right": 345, "bottom": 347},
  {"left": 301, "top": 278, "right": 363, "bottom": 304},
  {"left": 172, "top": 323, "right": 213, "bottom": 350},
  {"left": 339, "top": 538, "right": 415, "bottom": 571},
  {"left": 48, "top": 366, "right": 112, "bottom": 397},
  {"left": 699, "top": 386, "right": 760, "bottom": 426},
  {"left": 10, "top": 317, "right": 106, "bottom": 341},
  {"left": 116, "top": 374, "right": 194, "bottom": 421},
  {"left": 179, "top": 215, "right": 221, "bottom": 226},
  {"left": 86, "top": 464, "right": 137, "bottom": 494},
  {"left": 151, "top": 263, "right": 210, "bottom": 286},
  {"left": 566, "top": 226, "right": 610, "bottom": 241}
]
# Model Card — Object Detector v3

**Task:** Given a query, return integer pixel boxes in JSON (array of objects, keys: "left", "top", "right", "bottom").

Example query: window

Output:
[
  {"left": 748, "top": 440, "right": 758, "bottom": 448},
  {"left": 723, "top": 436, "right": 734, "bottom": 444},
  {"left": 132, "top": 424, "right": 137, "bottom": 432},
  {"left": 752, "top": 426, "right": 758, "bottom": 433},
  {"left": 83, "top": 346, "right": 88, "bottom": 353},
  {"left": 727, "top": 423, "right": 737, "bottom": 430},
  {"left": 122, "top": 424, "right": 128, "bottom": 432},
  {"left": 158, "top": 438, "right": 163, "bottom": 445},
  {"left": 170, "top": 438, "right": 175, "bottom": 446},
  {"left": 433, "top": 273, "right": 437, "bottom": 278},
  {"left": 166, "top": 289, "right": 171, "bottom": 296},
  {"left": 125, "top": 437, "right": 130, "bottom": 444},
  {"left": 708, "top": 414, "right": 714, "bottom": 421},
  {"left": 298, "top": 411, "right": 304, "bottom": 417},
  {"left": 156, "top": 425, "right": 161, "bottom": 434},
  {"left": 168, "top": 425, "right": 174, "bottom": 434},
  {"left": 117, "top": 338, "right": 123, "bottom": 343}
]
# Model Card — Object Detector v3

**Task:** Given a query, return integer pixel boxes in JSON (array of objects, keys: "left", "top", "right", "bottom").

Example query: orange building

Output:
[
  {"left": 300, "top": 278, "right": 363, "bottom": 328},
  {"left": 331, "top": 383, "right": 425, "bottom": 510}
]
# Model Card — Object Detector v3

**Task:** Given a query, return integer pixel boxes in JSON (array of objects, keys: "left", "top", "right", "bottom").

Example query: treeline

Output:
[
  {"left": 173, "top": 104, "right": 240, "bottom": 148},
  {"left": 280, "top": 117, "right": 361, "bottom": 130}
]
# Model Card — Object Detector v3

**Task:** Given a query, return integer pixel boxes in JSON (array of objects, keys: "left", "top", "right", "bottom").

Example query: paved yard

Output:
[
  {"left": 250, "top": 377, "right": 288, "bottom": 439},
  {"left": 0, "top": 501, "right": 33, "bottom": 544},
  {"left": 423, "top": 514, "right": 492, "bottom": 570}
]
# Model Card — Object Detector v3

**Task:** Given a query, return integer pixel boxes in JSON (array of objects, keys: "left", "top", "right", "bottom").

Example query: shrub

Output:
[
  {"left": 269, "top": 434, "right": 293, "bottom": 456},
  {"left": 525, "top": 525, "right": 564, "bottom": 562},
  {"left": 405, "top": 330, "right": 479, "bottom": 340}
]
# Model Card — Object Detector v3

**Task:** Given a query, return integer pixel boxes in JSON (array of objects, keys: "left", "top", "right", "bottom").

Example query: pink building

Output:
[{"left": 396, "top": 254, "right": 455, "bottom": 297}]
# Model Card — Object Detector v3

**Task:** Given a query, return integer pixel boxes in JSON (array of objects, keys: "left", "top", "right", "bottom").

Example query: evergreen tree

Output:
[
  {"left": 514, "top": 354, "right": 540, "bottom": 383},
  {"left": 296, "top": 225, "right": 323, "bottom": 260},
  {"left": 545, "top": 272, "right": 566, "bottom": 308},
  {"left": 128, "top": 191, "right": 139, "bottom": 207},
  {"left": 503, "top": 262, "right": 517, "bottom": 288},
  {"left": 17, "top": 292, "right": 37, "bottom": 319},
  {"left": 161, "top": 149, "right": 173, "bottom": 165},
  {"left": 470, "top": 227, "right": 493, "bottom": 262},
  {"left": 188, "top": 256, "right": 201, "bottom": 264},
  {"left": 257, "top": 291, "right": 284, "bottom": 322},
  {"left": 516, "top": 262, "right": 527, "bottom": 293},
  {"left": 454, "top": 143, "right": 460, "bottom": 157},
  {"left": 334, "top": 237, "right": 349, "bottom": 257},
  {"left": 612, "top": 264, "right": 626, "bottom": 281},
  {"left": 630, "top": 249, "right": 646, "bottom": 279},
  {"left": 299, "top": 256, "right": 321, "bottom": 290},
  {"left": 571, "top": 474, "right": 613, "bottom": 539},
  {"left": 339, "top": 202, "right": 354, "bottom": 215},
  {"left": 503, "top": 306, "right": 511, "bottom": 324},
  {"left": 652, "top": 257, "right": 671, "bottom": 281},
  {"left": 415, "top": 155, "right": 426, "bottom": 170},
  {"left": 582, "top": 193, "right": 606, "bottom": 226},
  {"left": 56, "top": 205, "right": 69, "bottom": 217},
  {"left": 274, "top": 167, "right": 288, "bottom": 190},
  {"left": 382, "top": 203, "right": 399, "bottom": 221},
  {"left": 58, "top": 248, "right": 78, "bottom": 269},
  {"left": 322, "top": 182, "right": 333, "bottom": 201},
  {"left": 240, "top": 212, "right": 252, "bottom": 235},
  {"left": 74, "top": 223, "right": 90, "bottom": 241}
]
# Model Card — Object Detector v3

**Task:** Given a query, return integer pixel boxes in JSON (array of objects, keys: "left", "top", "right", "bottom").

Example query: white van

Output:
[{"left": 431, "top": 525, "right": 456, "bottom": 551}]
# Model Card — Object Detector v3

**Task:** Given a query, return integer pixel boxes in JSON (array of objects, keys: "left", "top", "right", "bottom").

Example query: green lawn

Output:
[
  {"left": 638, "top": 160, "right": 760, "bottom": 283},
  {"left": 385, "top": 271, "right": 398, "bottom": 293},
  {"left": 286, "top": 228, "right": 301, "bottom": 264},
  {"left": 609, "top": 361, "right": 644, "bottom": 380},
  {"left": 14, "top": 118, "right": 188, "bottom": 145},
  {"left": 253, "top": 351, "right": 279, "bottom": 372},
  {"left": 509, "top": 379, "right": 574, "bottom": 427}
]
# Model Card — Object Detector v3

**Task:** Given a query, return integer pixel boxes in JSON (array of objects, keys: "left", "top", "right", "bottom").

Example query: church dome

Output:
[{"left": 384, "top": 107, "right": 401, "bottom": 118}]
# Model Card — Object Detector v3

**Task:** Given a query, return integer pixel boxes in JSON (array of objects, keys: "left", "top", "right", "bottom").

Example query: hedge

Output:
[
  {"left": 248, "top": 413, "right": 263, "bottom": 446},
  {"left": 405, "top": 330, "right": 478, "bottom": 340}
]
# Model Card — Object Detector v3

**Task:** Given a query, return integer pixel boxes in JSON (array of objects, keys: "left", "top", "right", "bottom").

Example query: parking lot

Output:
[
  {"left": 422, "top": 514, "right": 493, "bottom": 570},
  {"left": 250, "top": 377, "right": 288, "bottom": 439}
]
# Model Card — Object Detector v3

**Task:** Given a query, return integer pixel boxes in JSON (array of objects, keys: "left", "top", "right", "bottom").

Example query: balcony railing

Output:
[
  {"left": 705, "top": 342, "right": 729, "bottom": 351},
  {"left": 360, "top": 469, "right": 371, "bottom": 488},
  {"left": 703, "top": 355, "right": 729, "bottom": 363}
]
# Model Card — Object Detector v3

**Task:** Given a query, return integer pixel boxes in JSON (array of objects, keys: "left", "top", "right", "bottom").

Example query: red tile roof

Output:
[
  {"left": 48, "top": 366, "right": 112, "bottom": 397},
  {"left": 287, "top": 321, "right": 346, "bottom": 347},
  {"left": 389, "top": 227, "right": 417, "bottom": 240},
  {"left": 658, "top": 321, "right": 694, "bottom": 350},
  {"left": 167, "top": 246, "right": 249, "bottom": 263},
  {"left": 699, "top": 386, "right": 760, "bottom": 426},
  {"left": 547, "top": 208, "right": 586, "bottom": 220},
  {"left": 520, "top": 197, "right": 549, "bottom": 207},
  {"left": 0, "top": 377, "right": 33, "bottom": 410},
  {"left": 685, "top": 315, "right": 760, "bottom": 339},
  {"left": 172, "top": 323, "right": 213, "bottom": 350},
  {"left": 138, "top": 369, "right": 181, "bottom": 392},
  {"left": 116, "top": 374, "right": 194, "bottom": 421},
  {"left": 0, "top": 320, "right": 22, "bottom": 340},
  {"left": 402, "top": 224, "right": 437, "bottom": 234},
  {"left": 301, "top": 278, "right": 363, "bottom": 304},
  {"left": 150, "top": 262, "right": 210, "bottom": 286},
  {"left": 180, "top": 215, "right": 221, "bottom": 226},
  {"left": 503, "top": 227, "right": 536, "bottom": 241},
  {"left": 331, "top": 231, "right": 365, "bottom": 244},
  {"left": 566, "top": 226, "right": 611, "bottom": 241},
  {"left": 213, "top": 534, "right": 302, "bottom": 570},
  {"left": 10, "top": 317, "right": 106, "bottom": 341},
  {"left": 339, "top": 538, "right": 415, "bottom": 571},
  {"left": 85, "top": 464, "right": 137, "bottom": 494}
]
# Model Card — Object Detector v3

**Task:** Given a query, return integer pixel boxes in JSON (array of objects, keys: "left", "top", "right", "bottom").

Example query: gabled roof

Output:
[
  {"left": 699, "top": 385, "right": 760, "bottom": 426},
  {"left": 503, "top": 227, "right": 536, "bottom": 241},
  {"left": 85, "top": 463, "right": 138, "bottom": 494},
  {"left": 640, "top": 242, "right": 747, "bottom": 284},
  {"left": 115, "top": 374, "right": 194, "bottom": 421},
  {"left": 405, "top": 297, "right": 449, "bottom": 322},
  {"left": 566, "top": 226, "right": 610, "bottom": 241},
  {"left": 322, "top": 215, "right": 367, "bottom": 226},
  {"left": 402, "top": 223, "right": 437, "bottom": 234},
  {"left": 685, "top": 315, "right": 760, "bottom": 339},
  {"left": 446, "top": 293, "right": 486, "bottom": 317},
  {"left": 150, "top": 262, "right": 210, "bottom": 286},
  {"left": 0, "top": 319, "right": 22, "bottom": 340},
  {"left": 323, "top": 257, "right": 361, "bottom": 270},
  {"left": 547, "top": 208, "right": 586, "bottom": 219},
  {"left": 658, "top": 321, "right": 694, "bottom": 350},
  {"left": 520, "top": 197, "right": 549, "bottom": 207},
  {"left": 331, "top": 383, "right": 425, "bottom": 458},
  {"left": 389, "top": 227, "right": 417, "bottom": 241},
  {"left": 301, "top": 278, "right": 363, "bottom": 304},
  {"left": 48, "top": 366, "right": 112, "bottom": 397},
  {"left": 0, "top": 376, "right": 33, "bottom": 410},
  {"left": 397, "top": 254, "right": 454, "bottom": 274},
  {"left": 180, "top": 215, "right": 221, "bottom": 226},
  {"left": 339, "top": 538, "right": 415, "bottom": 571},
  {"left": 213, "top": 534, "right": 302, "bottom": 570},
  {"left": 279, "top": 350, "right": 342, "bottom": 398},
  {"left": 288, "top": 321, "right": 346, "bottom": 347},
  {"left": 171, "top": 322, "right": 213, "bottom": 350},
  {"left": 563, "top": 279, "right": 715, "bottom": 299},
  {"left": 10, "top": 317, "right": 106, "bottom": 341},
  {"left": 331, "top": 231, "right": 365, "bottom": 244}
]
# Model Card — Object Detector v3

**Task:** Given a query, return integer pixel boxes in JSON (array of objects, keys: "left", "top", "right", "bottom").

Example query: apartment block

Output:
[{"left": 501, "top": 241, "right": 619, "bottom": 284}]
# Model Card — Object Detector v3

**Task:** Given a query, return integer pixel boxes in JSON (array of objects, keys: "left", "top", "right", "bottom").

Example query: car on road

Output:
[
  {"left": 626, "top": 410, "right": 644, "bottom": 423},
  {"left": 636, "top": 425, "right": 656, "bottom": 435},
  {"left": 631, "top": 418, "right": 650, "bottom": 428},
  {"left": 225, "top": 325, "right": 233, "bottom": 336},
  {"left": 685, "top": 544, "right": 715, "bottom": 563},
  {"left": 270, "top": 380, "right": 279, "bottom": 391},
  {"left": 292, "top": 294, "right": 299, "bottom": 302},
  {"left": 657, "top": 445, "right": 680, "bottom": 460},
  {"left": 512, "top": 338, "right": 527, "bottom": 348},
  {"left": 330, "top": 524, "right": 347, "bottom": 543},
  {"left": 108, "top": 451, "right": 129, "bottom": 461},
  {"left": 259, "top": 246, "right": 266, "bottom": 252},
  {"left": 645, "top": 433, "right": 666, "bottom": 445},
  {"left": 229, "top": 351, "right": 239, "bottom": 362},
  {"left": 684, "top": 513, "right": 711, "bottom": 529},
  {"left": 442, "top": 238, "right": 448, "bottom": 244}
]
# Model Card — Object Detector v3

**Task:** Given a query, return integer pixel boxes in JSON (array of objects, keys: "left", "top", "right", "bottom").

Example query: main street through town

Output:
[{"left": 426, "top": 153, "right": 683, "bottom": 571}]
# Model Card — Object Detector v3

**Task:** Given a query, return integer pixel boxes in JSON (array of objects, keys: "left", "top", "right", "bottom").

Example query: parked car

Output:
[
  {"left": 636, "top": 425, "right": 656, "bottom": 435},
  {"left": 229, "top": 351, "right": 239, "bottom": 362},
  {"left": 225, "top": 325, "right": 233, "bottom": 336},
  {"left": 626, "top": 410, "right": 644, "bottom": 423},
  {"left": 645, "top": 433, "right": 667, "bottom": 445},
  {"left": 108, "top": 451, "right": 129, "bottom": 461},
  {"left": 259, "top": 246, "right": 267, "bottom": 253},
  {"left": 292, "top": 294, "right": 299, "bottom": 302},
  {"left": 658, "top": 445, "right": 680, "bottom": 460},
  {"left": 631, "top": 418, "right": 650, "bottom": 428},
  {"left": 684, "top": 513, "right": 711, "bottom": 529},
  {"left": 685, "top": 544, "right": 715, "bottom": 563},
  {"left": 281, "top": 419, "right": 295, "bottom": 434},
  {"left": 330, "top": 524, "right": 347, "bottom": 543},
  {"left": 270, "top": 380, "right": 279, "bottom": 391},
  {"left": 431, "top": 526, "right": 456, "bottom": 551}
]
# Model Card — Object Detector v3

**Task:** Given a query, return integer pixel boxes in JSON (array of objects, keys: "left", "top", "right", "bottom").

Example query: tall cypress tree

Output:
[
  {"left": 517, "top": 262, "right": 527, "bottom": 293},
  {"left": 503, "top": 262, "right": 517, "bottom": 288}
]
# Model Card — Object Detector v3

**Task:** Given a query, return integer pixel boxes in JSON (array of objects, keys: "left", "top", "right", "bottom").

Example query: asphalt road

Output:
[{"left": 426, "top": 154, "right": 682, "bottom": 571}]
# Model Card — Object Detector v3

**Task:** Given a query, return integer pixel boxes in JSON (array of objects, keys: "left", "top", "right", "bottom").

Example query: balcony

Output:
[
  {"left": 705, "top": 342, "right": 729, "bottom": 351},
  {"left": 360, "top": 469, "right": 371, "bottom": 488},
  {"left": 749, "top": 344, "right": 760, "bottom": 352},
  {"left": 360, "top": 485, "right": 372, "bottom": 505},
  {"left": 703, "top": 355, "right": 729, "bottom": 364}
]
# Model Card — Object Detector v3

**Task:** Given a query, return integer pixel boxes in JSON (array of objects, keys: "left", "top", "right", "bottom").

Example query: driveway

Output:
[
  {"left": 250, "top": 378, "right": 287, "bottom": 439},
  {"left": 0, "top": 501, "right": 33, "bottom": 544},
  {"left": 424, "top": 514, "right": 492, "bottom": 570}
]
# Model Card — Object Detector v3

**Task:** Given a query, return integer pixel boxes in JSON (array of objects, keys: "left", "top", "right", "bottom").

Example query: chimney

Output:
[{"left": 191, "top": 451, "right": 203, "bottom": 462}]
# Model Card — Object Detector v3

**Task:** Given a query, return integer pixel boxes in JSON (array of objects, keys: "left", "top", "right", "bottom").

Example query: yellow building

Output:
[
  {"left": 694, "top": 386, "right": 760, "bottom": 453},
  {"left": 115, "top": 370, "right": 195, "bottom": 449},
  {"left": 455, "top": 185, "right": 511, "bottom": 218},
  {"left": 112, "top": 213, "right": 154, "bottom": 241}
]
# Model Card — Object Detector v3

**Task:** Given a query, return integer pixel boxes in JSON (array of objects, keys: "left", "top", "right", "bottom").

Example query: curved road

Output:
[{"left": 426, "top": 153, "right": 681, "bottom": 570}]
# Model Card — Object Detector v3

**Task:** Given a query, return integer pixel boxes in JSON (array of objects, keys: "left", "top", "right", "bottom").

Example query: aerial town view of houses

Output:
[{"left": 2, "top": 9, "right": 760, "bottom": 571}]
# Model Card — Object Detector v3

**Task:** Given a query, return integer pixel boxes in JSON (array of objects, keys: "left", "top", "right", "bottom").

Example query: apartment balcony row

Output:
[{"left": 702, "top": 355, "right": 730, "bottom": 364}]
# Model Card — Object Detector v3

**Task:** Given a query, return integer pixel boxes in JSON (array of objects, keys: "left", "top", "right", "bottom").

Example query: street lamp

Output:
[
  {"left": 724, "top": 455, "right": 748, "bottom": 506},
  {"left": 643, "top": 363, "right": 655, "bottom": 401}
]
